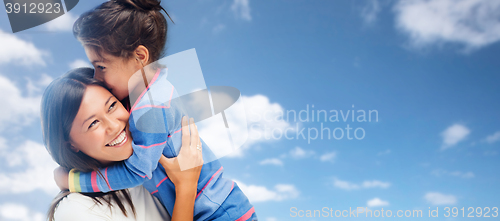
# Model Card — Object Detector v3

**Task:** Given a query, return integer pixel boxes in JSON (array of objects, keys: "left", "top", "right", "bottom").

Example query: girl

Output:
[
  {"left": 56, "top": 0, "right": 257, "bottom": 220},
  {"left": 42, "top": 67, "right": 203, "bottom": 220}
]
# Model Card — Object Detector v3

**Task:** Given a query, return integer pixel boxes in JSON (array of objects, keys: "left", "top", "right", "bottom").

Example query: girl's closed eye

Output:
[{"left": 97, "top": 65, "right": 105, "bottom": 70}]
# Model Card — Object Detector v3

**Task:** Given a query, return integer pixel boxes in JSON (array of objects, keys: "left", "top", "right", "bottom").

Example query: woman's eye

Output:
[
  {"left": 97, "top": 65, "right": 105, "bottom": 70},
  {"left": 108, "top": 101, "right": 117, "bottom": 111},
  {"left": 88, "top": 120, "right": 99, "bottom": 129}
]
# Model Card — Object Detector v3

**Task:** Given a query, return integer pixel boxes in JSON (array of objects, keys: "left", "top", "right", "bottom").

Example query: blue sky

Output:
[{"left": 1, "top": 0, "right": 500, "bottom": 220}]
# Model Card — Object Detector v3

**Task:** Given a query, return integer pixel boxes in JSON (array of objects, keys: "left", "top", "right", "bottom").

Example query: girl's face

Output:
[
  {"left": 84, "top": 47, "right": 141, "bottom": 100},
  {"left": 69, "top": 85, "right": 133, "bottom": 165}
]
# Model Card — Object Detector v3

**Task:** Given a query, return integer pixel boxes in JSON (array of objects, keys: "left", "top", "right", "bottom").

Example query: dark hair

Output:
[
  {"left": 73, "top": 0, "right": 172, "bottom": 63},
  {"left": 41, "top": 68, "right": 135, "bottom": 220}
]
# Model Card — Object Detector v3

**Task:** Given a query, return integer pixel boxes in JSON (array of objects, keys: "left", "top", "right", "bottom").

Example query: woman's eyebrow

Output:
[
  {"left": 82, "top": 114, "right": 95, "bottom": 127},
  {"left": 105, "top": 95, "right": 113, "bottom": 106}
]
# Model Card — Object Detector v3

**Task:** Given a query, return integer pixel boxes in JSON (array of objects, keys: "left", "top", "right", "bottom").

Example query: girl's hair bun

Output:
[
  {"left": 115, "top": 0, "right": 173, "bottom": 22},
  {"left": 118, "top": 0, "right": 163, "bottom": 12}
]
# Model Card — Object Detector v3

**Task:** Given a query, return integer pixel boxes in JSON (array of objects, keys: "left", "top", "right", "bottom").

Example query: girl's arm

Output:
[{"left": 158, "top": 117, "right": 203, "bottom": 221}]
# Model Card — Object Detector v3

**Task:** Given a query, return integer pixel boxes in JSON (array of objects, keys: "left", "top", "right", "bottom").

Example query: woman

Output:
[{"left": 42, "top": 68, "right": 202, "bottom": 220}]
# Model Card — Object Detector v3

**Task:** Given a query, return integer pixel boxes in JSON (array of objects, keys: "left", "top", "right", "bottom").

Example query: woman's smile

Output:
[{"left": 106, "top": 127, "right": 128, "bottom": 147}]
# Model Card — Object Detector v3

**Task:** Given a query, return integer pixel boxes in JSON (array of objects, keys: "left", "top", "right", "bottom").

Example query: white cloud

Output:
[
  {"left": 320, "top": 152, "right": 336, "bottom": 162},
  {"left": 394, "top": 0, "right": 500, "bottom": 51},
  {"left": 449, "top": 171, "right": 474, "bottom": 178},
  {"left": 69, "top": 59, "right": 92, "bottom": 69},
  {"left": 441, "top": 124, "right": 470, "bottom": 150},
  {"left": 289, "top": 146, "right": 315, "bottom": 159},
  {"left": 259, "top": 158, "right": 283, "bottom": 166},
  {"left": 44, "top": 12, "right": 78, "bottom": 32},
  {"left": 0, "top": 138, "right": 59, "bottom": 195},
  {"left": 367, "top": 198, "right": 389, "bottom": 207},
  {"left": 235, "top": 180, "right": 299, "bottom": 203},
  {"left": 431, "top": 169, "right": 474, "bottom": 178},
  {"left": 361, "top": 0, "right": 381, "bottom": 25},
  {"left": 221, "top": 94, "right": 291, "bottom": 157},
  {"left": 212, "top": 24, "right": 226, "bottom": 34},
  {"left": 266, "top": 218, "right": 278, "bottom": 221},
  {"left": 26, "top": 73, "right": 53, "bottom": 96},
  {"left": 0, "top": 203, "right": 44, "bottom": 221},
  {"left": 333, "top": 177, "right": 391, "bottom": 190},
  {"left": 424, "top": 192, "right": 457, "bottom": 205},
  {"left": 0, "top": 29, "right": 48, "bottom": 66},
  {"left": 0, "top": 74, "right": 44, "bottom": 131},
  {"left": 362, "top": 180, "right": 391, "bottom": 188},
  {"left": 484, "top": 131, "right": 500, "bottom": 144},
  {"left": 377, "top": 149, "right": 391, "bottom": 156},
  {"left": 231, "top": 0, "right": 252, "bottom": 21}
]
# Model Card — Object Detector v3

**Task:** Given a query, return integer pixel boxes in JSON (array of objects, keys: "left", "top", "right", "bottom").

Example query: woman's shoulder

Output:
[
  {"left": 54, "top": 192, "right": 115, "bottom": 221},
  {"left": 54, "top": 186, "right": 170, "bottom": 221}
]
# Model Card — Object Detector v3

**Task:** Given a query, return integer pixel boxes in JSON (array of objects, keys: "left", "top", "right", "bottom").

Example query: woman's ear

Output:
[
  {"left": 68, "top": 142, "right": 80, "bottom": 153},
  {"left": 134, "top": 45, "right": 150, "bottom": 66}
]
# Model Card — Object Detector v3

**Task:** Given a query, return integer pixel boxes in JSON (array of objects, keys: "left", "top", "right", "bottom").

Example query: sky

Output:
[{"left": 1, "top": 0, "right": 500, "bottom": 220}]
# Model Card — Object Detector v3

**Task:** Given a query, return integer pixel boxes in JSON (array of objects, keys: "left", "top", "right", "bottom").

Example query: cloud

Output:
[
  {"left": 44, "top": 12, "right": 78, "bottom": 32},
  {"left": 362, "top": 180, "right": 392, "bottom": 188},
  {"left": 393, "top": 0, "right": 500, "bottom": 51},
  {"left": 259, "top": 158, "right": 284, "bottom": 166},
  {"left": 26, "top": 73, "right": 53, "bottom": 96},
  {"left": 367, "top": 198, "right": 389, "bottom": 207},
  {"left": 0, "top": 74, "right": 44, "bottom": 131},
  {"left": 266, "top": 218, "right": 278, "bottom": 221},
  {"left": 440, "top": 124, "right": 470, "bottom": 150},
  {"left": 289, "top": 146, "right": 315, "bottom": 159},
  {"left": 424, "top": 192, "right": 457, "bottom": 205},
  {"left": 333, "top": 177, "right": 391, "bottom": 190},
  {"left": 377, "top": 149, "right": 391, "bottom": 156},
  {"left": 431, "top": 169, "right": 474, "bottom": 178},
  {"left": 484, "top": 131, "right": 500, "bottom": 144},
  {"left": 319, "top": 152, "right": 336, "bottom": 162},
  {"left": 212, "top": 24, "right": 226, "bottom": 34},
  {"left": 235, "top": 180, "right": 299, "bottom": 203},
  {"left": 221, "top": 94, "right": 291, "bottom": 157},
  {"left": 361, "top": 0, "right": 381, "bottom": 25},
  {"left": 0, "top": 29, "right": 48, "bottom": 66},
  {"left": 231, "top": 0, "right": 252, "bottom": 21},
  {"left": 69, "top": 59, "right": 92, "bottom": 69},
  {"left": 0, "top": 138, "right": 60, "bottom": 195},
  {"left": 0, "top": 203, "right": 44, "bottom": 221}
]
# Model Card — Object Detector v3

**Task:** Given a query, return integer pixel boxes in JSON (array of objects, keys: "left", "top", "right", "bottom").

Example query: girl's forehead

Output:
[{"left": 84, "top": 46, "right": 111, "bottom": 63}]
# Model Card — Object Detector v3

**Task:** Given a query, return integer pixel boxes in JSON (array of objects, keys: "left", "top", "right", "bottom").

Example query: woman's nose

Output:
[{"left": 105, "top": 116, "right": 121, "bottom": 134}]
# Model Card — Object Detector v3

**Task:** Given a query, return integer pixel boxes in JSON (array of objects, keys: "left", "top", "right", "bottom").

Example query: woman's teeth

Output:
[{"left": 107, "top": 130, "right": 126, "bottom": 146}]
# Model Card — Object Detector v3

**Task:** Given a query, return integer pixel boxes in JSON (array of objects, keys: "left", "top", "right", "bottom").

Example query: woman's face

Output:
[
  {"left": 84, "top": 47, "right": 141, "bottom": 100},
  {"left": 69, "top": 85, "right": 133, "bottom": 165}
]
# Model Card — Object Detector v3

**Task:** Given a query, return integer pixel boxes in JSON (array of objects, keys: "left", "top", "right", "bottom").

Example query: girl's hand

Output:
[
  {"left": 54, "top": 166, "right": 69, "bottom": 191},
  {"left": 158, "top": 116, "right": 203, "bottom": 190}
]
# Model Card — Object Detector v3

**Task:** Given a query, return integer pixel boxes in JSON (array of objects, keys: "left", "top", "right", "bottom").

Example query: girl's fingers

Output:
[
  {"left": 189, "top": 118, "right": 198, "bottom": 150},
  {"left": 181, "top": 116, "right": 190, "bottom": 147},
  {"left": 196, "top": 124, "right": 202, "bottom": 151}
]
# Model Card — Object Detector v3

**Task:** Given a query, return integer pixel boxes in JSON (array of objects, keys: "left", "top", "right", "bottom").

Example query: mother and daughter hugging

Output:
[{"left": 40, "top": 0, "right": 257, "bottom": 220}]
